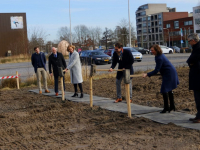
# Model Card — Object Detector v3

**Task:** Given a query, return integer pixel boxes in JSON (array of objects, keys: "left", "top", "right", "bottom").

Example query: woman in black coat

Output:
[{"left": 143, "top": 45, "right": 179, "bottom": 113}]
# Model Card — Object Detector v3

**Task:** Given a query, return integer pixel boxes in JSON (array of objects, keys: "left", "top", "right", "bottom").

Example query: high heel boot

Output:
[
  {"left": 80, "top": 93, "right": 83, "bottom": 98},
  {"left": 72, "top": 93, "right": 78, "bottom": 97},
  {"left": 168, "top": 91, "right": 175, "bottom": 112},
  {"left": 160, "top": 93, "right": 169, "bottom": 113}
]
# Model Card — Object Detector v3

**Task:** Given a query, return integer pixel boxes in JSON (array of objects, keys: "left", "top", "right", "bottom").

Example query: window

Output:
[
  {"left": 143, "top": 29, "right": 147, "bottom": 33},
  {"left": 184, "top": 21, "right": 193, "bottom": 26},
  {"left": 143, "top": 17, "right": 146, "bottom": 21},
  {"left": 195, "top": 19, "right": 200, "bottom": 25},
  {"left": 196, "top": 30, "right": 200, "bottom": 33},
  {"left": 148, "top": 22, "right": 151, "bottom": 27},
  {"left": 159, "top": 27, "right": 162, "bottom": 32},
  {"left": 195, "top": 9, "right": 200, "bottom": 13},
  {"left": 143, "top": 23, "right": 147, "bottom": 27},
  {"left": 141, "top": 11, "right": 146, "bottom": 16},
  {"left": 166, "top": 24, "right": 170, "bottom": 28},
  {"left": 159, "top": 21, "right": 162, "bottom": 26},
  {"left": 148, "top": 16, "right": 151, "bottom": 21},
  {"left": 174, "top": 21, "right": 179, "bottom": 29},
  {"left": 158, "top": 14, "right": 162, "bottom": 19}
]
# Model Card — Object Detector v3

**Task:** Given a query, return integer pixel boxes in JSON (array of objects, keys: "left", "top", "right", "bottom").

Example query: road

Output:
[{"left": 0, "top": 53, "right": 190, "bottom": 80}]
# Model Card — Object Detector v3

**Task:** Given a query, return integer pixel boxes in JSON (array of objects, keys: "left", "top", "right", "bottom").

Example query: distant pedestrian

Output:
[
  {"left": 31, "top": 47, "right": 50, "bottom": 94},
  {"left": 49, "top": 47, "right": 67, "bottom": 96},
  {"left": 109, "top": 42, "right": 134, "bottom": 103},
  {"left": 187, "top": 33, "right": 200, "bottom": 123},
  {"left": 66, "top": 45, "right": 83, "bottom": 98},
  {"left": 143, "top": 44, "right": 179, "bottom": 113}
]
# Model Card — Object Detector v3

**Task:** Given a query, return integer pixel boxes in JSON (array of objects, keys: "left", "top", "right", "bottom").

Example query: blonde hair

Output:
[{"left": 67, "top": 45, "right": 75, "bottom": 52}]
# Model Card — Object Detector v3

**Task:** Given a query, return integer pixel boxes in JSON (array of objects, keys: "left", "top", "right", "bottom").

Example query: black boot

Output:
[
  {"left": 72, "top": 93, "right": 78, "bottom": 97},
  {"left": 80, "top": 93, "right": 83, "bottom": 98},
  {"left": 168, "top": 91, "right": 175, "bottom": 112},
  {"left": 160, "top": 93, "right": 169, "bottom": 113}
]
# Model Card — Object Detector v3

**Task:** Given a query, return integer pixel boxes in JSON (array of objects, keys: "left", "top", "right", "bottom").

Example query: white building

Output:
[{"left": 193, "top": 6, "right": 200, "bottom": 36}]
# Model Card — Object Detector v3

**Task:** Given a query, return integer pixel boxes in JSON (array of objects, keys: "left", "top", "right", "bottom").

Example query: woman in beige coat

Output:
[{"left": 66, "top": 45, "right": 83, "bottom": 98}]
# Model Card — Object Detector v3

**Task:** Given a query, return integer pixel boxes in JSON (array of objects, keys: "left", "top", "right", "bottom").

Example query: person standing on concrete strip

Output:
[
  {"left": 143, "top": 44, "right": 179, "bottom": 113},
  {"left": 109, "top": 42, "right": 134, "bottom": 103},
  {"left": 49, "top": 47, "right": 67, "bottom": 96},
  {"left": 31, "top": 47, "right": 50, "bottom": 94},
  {"left": 66, "top": 45, "right": 83, "bottom": 98},
  {"left": 187, "top": 33, "right": 200, "bottom": 123}
]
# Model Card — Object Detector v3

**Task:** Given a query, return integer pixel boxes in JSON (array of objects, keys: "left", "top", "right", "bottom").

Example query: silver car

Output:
[{"left": 123, "top": 47, "right": 142, "bottom": 62}]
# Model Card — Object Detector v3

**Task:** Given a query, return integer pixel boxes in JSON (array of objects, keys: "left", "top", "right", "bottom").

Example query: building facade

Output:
[
  {"left": 163, "top": 17, "right": 194, "bottom": 48},
  {"left": 136, "top": 3, "right": 189, "bottom": 49},
  {"left": 193, "top": 6, "right": 200, "bottom": 37},
  {"left": 0, "top": 13, "right": 27, "bottom": 57}
]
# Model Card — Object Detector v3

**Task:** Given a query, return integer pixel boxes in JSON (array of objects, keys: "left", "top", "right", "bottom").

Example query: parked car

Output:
[
  {"left": 104, "top": 49, "right": 113, "bottom": 56},
  {"left": 159, "top": 45, "right": 173, "bottom": 54},
  {"left": 134, "top": 47, "right": 149, "bottom": 54},
  {"left": 170, "top": 46, "right": 180, "bottom": 53},
  {"left": 80, "top": 50, "right": 112, "bottom": 65},
  {"left": 123, "top": 47, "right": 143, "bottom": 62}
]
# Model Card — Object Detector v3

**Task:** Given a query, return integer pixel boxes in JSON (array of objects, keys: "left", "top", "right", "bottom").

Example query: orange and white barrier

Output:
[{"left": 0, "top": 71, "right": 20, "bottom": 89}]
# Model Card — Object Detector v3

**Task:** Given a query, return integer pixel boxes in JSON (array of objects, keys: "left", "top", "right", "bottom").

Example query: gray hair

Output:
[
  {"left": 51, "top": 47, "right": 57, "bottom": 51},
  {"left": 188, "top": 33, "right": 199, "bottom": 42}
]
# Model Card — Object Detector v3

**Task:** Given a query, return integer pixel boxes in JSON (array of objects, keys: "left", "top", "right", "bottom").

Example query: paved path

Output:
[{"left": 29, "top": 89, "right": 200, "bottom": 131}]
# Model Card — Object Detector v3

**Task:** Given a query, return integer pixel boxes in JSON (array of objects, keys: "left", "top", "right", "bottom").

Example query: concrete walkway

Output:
[{"left": 29, "top": 89, "right": 200, "bottom": 130}]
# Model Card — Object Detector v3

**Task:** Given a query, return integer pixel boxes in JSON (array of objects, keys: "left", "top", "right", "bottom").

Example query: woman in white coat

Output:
[{"left": 66, "top": 45, "right": 83, "bottom": 98}]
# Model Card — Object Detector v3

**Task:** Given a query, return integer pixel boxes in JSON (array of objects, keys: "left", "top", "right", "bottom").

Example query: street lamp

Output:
[
  {"left": 69, "top": 0, "right": 72, "bottom": 44},
  {"left": 163, "top": 28, "right": 170, "bottom": 47},
  {"left": 128, "top": 0, "right": 131, "bottom": 47}
]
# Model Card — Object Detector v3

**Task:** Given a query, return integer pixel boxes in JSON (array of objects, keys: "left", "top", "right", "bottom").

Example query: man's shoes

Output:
[
  {"left": 55, "top": 92, "right": 58, "bottom": 96},
  {"left": 39, "top": 91, "right": 42, "bottom": 94},
  {"left": 193, "top": 119, "right": 200, "bottom": 123},
  {"left": 114, "top": 98, "right": 122, "bottom": 103},
  {"left": 189, "top": 117, "right": 197, "bottom": 121},
  {"left": 45, "top": 90, "right": 50, "bottom": 93}
]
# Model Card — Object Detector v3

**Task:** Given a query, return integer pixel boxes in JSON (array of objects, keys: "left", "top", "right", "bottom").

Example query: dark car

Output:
[
  {"left": 134, "top": 47, "right": 149, "bottom": 54},
  {"left": 80, "top": 50, "right": 112, "bottom": 65}
]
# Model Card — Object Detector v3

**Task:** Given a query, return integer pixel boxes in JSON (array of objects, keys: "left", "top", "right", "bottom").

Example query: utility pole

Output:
[
  {"left": 69, "top": 0, "right": 72, "bottom": 44},
  {"left": 128, "top": 0, "right": 131, "bottom": 47}
]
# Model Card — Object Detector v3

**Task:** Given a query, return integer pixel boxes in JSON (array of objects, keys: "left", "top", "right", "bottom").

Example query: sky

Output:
[{"left": 0, "top": 0, "right": 199, "bottom": 42}]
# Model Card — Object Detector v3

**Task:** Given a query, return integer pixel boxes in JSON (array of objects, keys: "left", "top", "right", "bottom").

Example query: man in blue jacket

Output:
[
  {"left": 109, "top": 42, "right": 134, "bottom": 103},
  {"left": 31, "top": 47, "right": 50, "bottom": 94},
  {"left": 187, "top": 33, "right": 200, "bottom": 123}
]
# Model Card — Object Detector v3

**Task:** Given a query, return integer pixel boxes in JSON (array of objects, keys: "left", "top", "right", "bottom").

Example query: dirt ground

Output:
[{"left": 0, "top": 67, "right": 200, "bottom": 150}]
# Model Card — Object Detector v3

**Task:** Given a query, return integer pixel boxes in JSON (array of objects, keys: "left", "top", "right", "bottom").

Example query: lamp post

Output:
[
  {"left": 69, "top": 0, "right": 72, "bottom": 44},
  {"left": 128, "top": 0, "right": 131, "bottom": 47},
  {"left": 163, "top": 28, "right": 170, "bottom": 47}
]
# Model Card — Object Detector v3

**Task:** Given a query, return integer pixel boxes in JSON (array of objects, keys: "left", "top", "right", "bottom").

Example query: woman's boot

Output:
[{"left": 160, "top": 93, "right": 169, "bottom": 113}]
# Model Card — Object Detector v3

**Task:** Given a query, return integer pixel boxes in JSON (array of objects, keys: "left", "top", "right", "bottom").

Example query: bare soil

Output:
[{"left": 0, "top": 67, "right": 200, "bottom": 150}]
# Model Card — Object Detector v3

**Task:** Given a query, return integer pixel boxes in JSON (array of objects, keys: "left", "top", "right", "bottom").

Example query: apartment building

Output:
[
  {"left": 136, "top": 3, "right": 189, "bottom": 49},
  {"left": 163, "top": 17, "right": 193, "bottom": 48},
  {"left": 193, "top": 6, "right": 200, "bottom": 36}
]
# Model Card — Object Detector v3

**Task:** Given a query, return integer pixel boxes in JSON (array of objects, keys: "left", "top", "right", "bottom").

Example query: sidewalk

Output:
[{"left": 29, "top": 89, "right": 200, "bottom": 130}]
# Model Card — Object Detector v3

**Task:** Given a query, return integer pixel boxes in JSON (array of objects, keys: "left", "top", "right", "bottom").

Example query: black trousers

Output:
[
  {"left": 54, "top": 76, "right": 65, "bottom": 93},
  {"left": 74, "top": 83, "right": 83, "bottom": 93},
  {"left": 194, "top": 90, "right": 200, "bottom": 119}
]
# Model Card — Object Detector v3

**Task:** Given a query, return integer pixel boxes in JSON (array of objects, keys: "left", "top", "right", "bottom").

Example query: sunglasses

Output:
[{"left": 188, "top": 39, "right": 193, "bottom": 42}]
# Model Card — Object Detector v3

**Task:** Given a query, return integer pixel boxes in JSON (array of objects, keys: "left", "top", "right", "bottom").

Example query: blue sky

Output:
[{"left": 0, "top": 0, "right": 199, "bottom": 42}]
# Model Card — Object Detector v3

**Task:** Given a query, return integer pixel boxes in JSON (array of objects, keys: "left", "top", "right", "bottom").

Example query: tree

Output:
[
  {"left": 57, "top": 26, "right": 71, "bottom": 42},
  {"left": 102, "top": 28, "right": 114, "bottom": 49},
  {"left": 28, "top": 27, "right": 48, "bottom": 54}
]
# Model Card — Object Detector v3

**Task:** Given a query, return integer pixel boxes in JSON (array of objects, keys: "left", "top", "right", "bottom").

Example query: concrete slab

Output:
[{"left": 136, "top": 112, "right": 200, "bottom": 130}]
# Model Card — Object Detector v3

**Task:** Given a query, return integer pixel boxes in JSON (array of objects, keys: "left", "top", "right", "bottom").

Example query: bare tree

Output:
[
  {"left": 28, "top": 27, "right": 48, "bottom": 54},
  {"left": 102, "top": 28, "right": 114, "bottom": 49},
  {"left": 57, "top": 26, "right": 71, "bottom": 42}
]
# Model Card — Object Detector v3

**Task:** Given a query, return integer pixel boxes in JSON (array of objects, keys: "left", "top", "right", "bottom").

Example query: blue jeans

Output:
[
  {"left": 116, "top": 77, "right": 132, "bottom": 99},
  {"left": 54, "top": 76, "right": 65, "bottom": 93}
]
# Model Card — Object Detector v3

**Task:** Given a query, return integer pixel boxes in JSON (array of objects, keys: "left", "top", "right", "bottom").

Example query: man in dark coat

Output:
[
  {"left": 187, "top": 33, "right": 200, "bottom": 123},
  {"left": 109, "top": 42, "right": 134, "bottom": 103},
  {"left": 49, "top": 47, "right": 67, "bottom": 96},
  {"left": 31, "top": 47, "right": 50, "bottom": 94}
]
